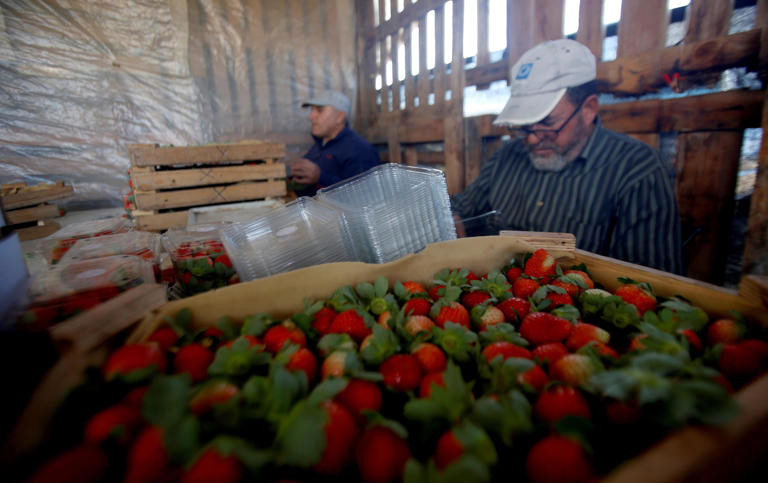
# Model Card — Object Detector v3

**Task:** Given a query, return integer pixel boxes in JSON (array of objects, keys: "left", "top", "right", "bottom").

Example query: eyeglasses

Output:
[{"left": 509, "top": 101, "right": 584, "bottom": 140}]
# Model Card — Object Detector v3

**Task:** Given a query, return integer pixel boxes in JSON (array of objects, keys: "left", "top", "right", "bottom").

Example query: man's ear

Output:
[{"left": 581, "top": 94, "right": 599, "bottom": 124}]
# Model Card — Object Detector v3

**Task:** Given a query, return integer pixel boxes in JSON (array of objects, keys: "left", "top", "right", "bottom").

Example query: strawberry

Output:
[
  {"left": 532, "top": 342, "right": 569, "bottom": 368},
  {"left": 321, "top": 350, "right": 362, "bottom": 379},
  {"left": 263, "top": 321, "right": 307, "bottom": 353},
  {"left": 428, "top": 284, "right": 446, "bottom": 301},
  {"left": 433, "top": 429, "right": 464, "bottom": 470},
  {"left": 173, "top": 343, "right": 215, "bottom": 383},
  {"left": 523, "top": 248, "right": 557, "bottom": 282},
  {"left": 614, "top": 281, "right": 657, "bottom": 316},
  {"left": 380, "top": 354, "right": 422, "bottom": 391},
  {"left": 103, "top": 342, "right": 167, "bottom": 382},
  {"left": 525, "top": 434, "right": 595, "bottom": 483},
  {"left": 591, "top": 341, "right": 619, "bottom": 359},
  {"left": 124, "top": 426, "right": 174, "bottom": 483},
  {"left": 335, "top": 378, "right": 383, "bottom": 421},
  {"left": 471, "top": 304, "right": 506, "bottom": 330},
  {"left": 678, "top": 328, "right": 703, "bottom": 353},
  {"left": 605, "top": 398, "right": 642, "bottom": 425},
  {"left": 513, "top": 276, "right": 541, "bottom": 299},
  {"left": 314, "top": 400, "right": 359, "bottom": 475},
  {"left": 520, "top": 312, "right": 573, "bottom": 345},
  {"left": 461, "top": 290, "right": 491, "bottom": 310},
  {"left": 481, "top": 341, "right": 532, "bottom": 364},
  {"left": 504, "top": 264, "right": 523, "bottom": 283},
  {"left": 355, "top": 424, "right": 411, "bottom": 483},
  {"left": 401, "top": 280, "right": 427, "bottom": 295},
  {"left": 496, "top": 296, "right": 530, "bottom": 323},
  {"left": 431, "top": 301, "right": 470, "bottom": 329},
  {"left": 146, "top": 326, "right": 179, "bottom": 352},
  {"left": 189, "top": 380, "right": 240, "bottom": 415},
  {"left": 544, "top": 289, "right": 573, "bottom": 308},
  {"left": 565, "top": 322, "right": 610, "bottom": 352},
  {"left": 518, "top": 363, "right": 549, "bottom": 393},
  {"left": 718, "top": 339, "right": 768, "bottom": 386},
  {"left": 122, "top": 385, "right": 150, "bottom": 407},
  {"left": 83, "top": 403, "right": 143, "bottom": 446},
  {"left": 213, "top": 253, "right": 233, "bottom": 268},
  {"left": 533, "top": 385, "right": 591, "bottom": 423},
  {"left": 329, "top": 309, "right": 372, "bottom": 343},
  {"left": 28, "top": 444, "right": 110, "bottom": 483},
  {"left": 564, "top": 269, "right": 594, "bottom": 288},
  {"left": 404, "top": 315, "right": 436, "bottom": 337},
  {"left": 706, "top": 318, "right": 743, "bottom": 346},
  {"left": 403, "top": 297, "right": 431, "bottom": 317},
  {"left": 432, "top": 423, "right": 496, "bottom": 471},
  {"left": 181, "top": 447, "right": 243, "bottom": 483},
  {"left": 223, "top": 334, "right": 262, "bottom": 349},
  {"left": 312, "top": 306, "right": 339, "bottom": 335},
  {"left": 412, "top": 342, "right": 447, "bottom": 373},
  {"left": 377, "top": 310, "right": 393, "bottom": 329},
  {"left": 286, "top": 346, "right": 318, "bottom": 384},
  {"left": 419, "top": 371, "right": 445, "bottom": 398},
  {"left": 549, "top": 353, "right": 598, "bottom": 386}
]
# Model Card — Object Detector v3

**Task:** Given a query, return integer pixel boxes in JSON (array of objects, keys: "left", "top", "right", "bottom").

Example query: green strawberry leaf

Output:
[
  {"left": 374, "top": 276, "right": 389, "bottom": 297},
  {"left": 275, "top": 400, "right": 328, "bottom": 468},
  {"left": 164, "top": 414, "right": 201, "bottom": 463},
  {"left": 316, "top": 333, "right": 357, "bottom": 356},
  {"left": 356, "top": 281, "right": 376, "bottom": 300},
  {"left": 241, "top": 313, "right": 271, "bottom": 337},
  {"left": 216, "top": 316, "right": 240, "bottom": 341},
  {"left": 308, "top": 377, "right": 349, "bottom": 405},
  {"left": 143, "top": 374, "right": 192, "bottom": 427},
  {"left": 360, "top": 323, "right": 400, "bottom": 365}
]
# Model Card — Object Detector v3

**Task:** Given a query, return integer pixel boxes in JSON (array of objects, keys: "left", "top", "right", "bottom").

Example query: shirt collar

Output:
[{"left": 312, "top": 122, "right": 352, "bottom": 146}]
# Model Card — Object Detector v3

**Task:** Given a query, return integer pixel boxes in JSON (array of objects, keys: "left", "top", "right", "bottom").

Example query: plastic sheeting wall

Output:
[{"left": 0, "top": 0, "right": 358, "bottom": 208}]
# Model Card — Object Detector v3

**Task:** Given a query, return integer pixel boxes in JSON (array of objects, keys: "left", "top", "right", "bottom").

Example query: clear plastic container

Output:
[
  {"left": 17, "top": 255, "right": 155, "bottom": 330},
  {"left": 60, "top": 231, "right": 162, "bottom": 264},
  {"left": 316, "top": 164, "right": 456, "bottom": 263},
  {"left": 220, "top": 196, "right": 356, "bottom": 281},
  {"left": 38, "top": 217, "right": 133, "bottom": 265}
]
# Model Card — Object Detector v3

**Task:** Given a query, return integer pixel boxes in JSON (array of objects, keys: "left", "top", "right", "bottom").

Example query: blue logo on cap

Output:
[{"left": 516, "top": 63, "right": 533, "bottom": 80}]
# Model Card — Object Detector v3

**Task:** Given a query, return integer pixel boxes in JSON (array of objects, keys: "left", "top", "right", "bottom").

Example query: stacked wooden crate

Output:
[
  {"left": 126, "top": 141, "right": 288, "bottom": 231},
  {"left": 1, "top": 182, "right": 73, "bottom": 240}
]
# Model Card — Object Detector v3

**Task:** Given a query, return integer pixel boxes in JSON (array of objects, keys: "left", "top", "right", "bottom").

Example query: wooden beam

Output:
[
  {"left": 507, "top": 0, "right": 534, "bottom": 66},
  {"left": 685, "top": 0, "right": 732, "bottom": 42},
  {"left": 742, "top": 89, "right": 768, "bottom": 277},
  {"left": 618, "top": 0, "right": 668, "bottom": 57},
  {"left": 533, "top": 0, "right": 564, "bottom": 44},
  {"left": 444, "top": 0, "right": 465, "bottom": 194},
  {"left": 577, "top": 0, "right": 604, "bottom": 61}
]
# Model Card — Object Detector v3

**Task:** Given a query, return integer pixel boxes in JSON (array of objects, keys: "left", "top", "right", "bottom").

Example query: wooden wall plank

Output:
[
  {"left": 742, "top": 90, "right": 768, "bottom": 277},
  {"left": 685, "top": 0, "right": 732, "bottom": 42},
  {"left": 533, "top": 0, "right": 565, "bottom": 44},
  {"left": 676, "top": 131, "right": 742, "bottom": 284},
  {"left": 244, "top": 0, "right": 272, "bottom": 132},
  {"left": 617, "top": 0, "right": 668, "bottom": 57},
  {"left": 404, "top": 21, "right": 416, "bottom": 110},
  {"left": 387, "top": 125, "right": 402, "bottom": 164},
  {"left": 463, "top": 117, "right": 482, "bottom": 185},
  {"left": 577, "top": 0, "right": 604, "bottom": 61},
  {"left": 759, "top": 0, "right": 768, "bottom": 68},
  {"left": 434, "top": 5, "right": 446, "bottom": 109},
  {"left": 476, "top": 0, "right": 490, "bottom": 89},
  {"left": 379, "top": 36, "right": 389, "bottom": 112},
  {"left": 507, "top": 0, "right": 534, "bottom": 66},
  {"left": 443, "top": 0, "right": 465, "bottom": 194},
  {"left": 417, "top": 15, "right": 429, "bottom": 108},
  {"left": 392, "top": 28, "right": 402, "bottom": 112},
  {"left": 404, "top": 146, "right": 419, "bottom": 166}
]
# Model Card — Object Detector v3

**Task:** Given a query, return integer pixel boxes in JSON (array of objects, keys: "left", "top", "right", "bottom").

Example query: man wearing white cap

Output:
[
  {"left": 290, "top": 89, "right": 380, "bottom": 196},
  {"left": 451, "top": 39, "right": 683, "bottom": 274}
]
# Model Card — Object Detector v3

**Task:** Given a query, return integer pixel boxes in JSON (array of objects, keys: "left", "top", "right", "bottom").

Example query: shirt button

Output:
[{"left": 536, "top": 200, "right": 544, "bottom": 207}]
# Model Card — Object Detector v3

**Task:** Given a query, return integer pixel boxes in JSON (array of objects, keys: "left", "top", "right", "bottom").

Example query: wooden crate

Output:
[
  {"left": 1, "top": 182, "right": 72, "bottom": 240},
  {"left": 126, "top": 141, "right": 288, "bottom": 231}
]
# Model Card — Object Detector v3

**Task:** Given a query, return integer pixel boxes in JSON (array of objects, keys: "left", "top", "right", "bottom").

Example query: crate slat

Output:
[
  {"left": 132, "top": 211, "right": 189, "bottom": 231},
  {"left": 128, "top": 142, "right": 286, "bottom": 167},
  {"left": 1, "top": 184, "right": 73, "bottom": 210},
  {"left": 4, "top": 204, "right": 60, "bottom": 224},
  {"left": 132, "top": 180, "right": 286, "bottom": 211},
  {"left": 129, "top": 162, "right": 286, "bottom": 191}
]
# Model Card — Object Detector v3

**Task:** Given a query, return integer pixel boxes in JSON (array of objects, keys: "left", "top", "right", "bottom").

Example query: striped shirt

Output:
[{"left": 451, "top": 118, "right": 684, "bottom": 274}]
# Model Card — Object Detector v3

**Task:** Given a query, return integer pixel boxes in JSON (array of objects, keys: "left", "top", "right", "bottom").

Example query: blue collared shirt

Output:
[{"left": 451, "top": 118, "right": 684, "bottom": 274}]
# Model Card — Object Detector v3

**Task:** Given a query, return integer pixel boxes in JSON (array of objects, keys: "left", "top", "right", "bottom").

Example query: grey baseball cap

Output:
[{"left": 301, "top": 89, "right": 350, "bottom": 116}]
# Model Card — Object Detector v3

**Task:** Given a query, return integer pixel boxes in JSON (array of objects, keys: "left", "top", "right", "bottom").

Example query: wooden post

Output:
[
  {"left": 742, "top": 90, "right": 768, "bottom": 277},
  {"left": 617, "top": 0, "right": 668, "bottom": 57},
  {"left": 463, "top": 117, "right": 482, "bottom": 185},
  {"left": 577, "top": 0, "right": 604, "bottom": 61},
  {"left": 444, "top": 0, "right": 465, "bottom": 194}
]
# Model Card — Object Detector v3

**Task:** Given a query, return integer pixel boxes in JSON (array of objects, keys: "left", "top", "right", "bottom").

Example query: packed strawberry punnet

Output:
[{"left": 24, "top": 248, "right": 768, "bottom": 483}]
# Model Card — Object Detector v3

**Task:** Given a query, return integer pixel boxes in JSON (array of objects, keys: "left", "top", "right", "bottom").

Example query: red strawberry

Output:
[
  {"left": 433, "top": 429, "right": 464, "bottom": 470},
  {"left": 380, "top": 354, "right": 422, "bottom": 391},
  {"left": 312, "top": 306, "right": 339, "bottom": 335},
  {"left": 471, "top": 304, "right": 506, "bottom": 330},
  {"left": 146, "top": 326, "right": 179, "bottom": 352},
  {"left": 181, "top": 447, "right": 243, "bottom": 483},
  {"left": 28, "top": 444, "right": 110, "bottom": 483},
  {"left": 552, "top": 276, "right": 585, "bottom": 299},
  {"left": 286, "top": 346, "right": 318, "bottom": 384},
  {"left": 532, "top": 342, "right": 569, "bottom": 368},
  {"left": 461, "top": 290, "right": 491, "bottom": 310},
  {"left": 401, "top": 281, "right": 427, "bottom": 295},
  {"left": 526, "top": 434, "right": 595, "bottom": 483},
  {"left": 544, "top": 290, "right": 573, "bottom": 308},
  {"left": 263, "top": 321, "right": 307, "bottom": 353},
  {"left": 404, "top": 315, "right": 436, "bottom": 337},
  {"left": 481, "top": 341, "right": 532, "bottom": 364},
  {"left": 615, "top": 282, "right": 657, "bottom": 316},
  {"left": 706, "top": 318, "right": 743, "bottom": 346},
  {"left": 124, "top": 426, "right": 174, "bottom": 483},
  {"left": 678, "top": 328, "right": 703, "bottom": 353},
  {"left": 605, "top": 398, "right": 642, "bottom": 425},
  {"left": 428, "top": 285, "right": 445, "bottom": 301},
  {"left": 412, "top": 342, "right": 447, "bottom": 373},
  {"left": 591, "top": 341, "right": 619, "bottom": 359},
  {"left": 355, "top": 425, "right": 411, "bottom": 483},
  {"left": 213, "top": 254, "right": 233, "bottom": 269},
  {"left": 173, "top": 343, "right": 215, "bottom": 383},
  {"left": 518, "top": 363, "right": 549, "bottom": 393},
  {"left": 513, "top": 276, "right": 540, "bottom": 299},
  {"left": 497, "top": 297, "right": 530, "bottom": 323},
  {"left": 335, "top": 378, "right": 383, "bottom": 421},
  {"left": 223, "top": 334, "right": 262, "bottom": 349},
  {"left": 403, "top": 297, "right": 431, "bottom": 317},
  {"left": 523, "top": 249, "right": 557, "bottom": 282},
  {"left": 549, "top": 353, "right": 597, "bottom": 386},
  {"left": 563, "top": 269, "right": 594, "bottom": 290},
  {"left": 122, "top": 386, "right": 150, "bottom": 407},
  {"left": 321, "top": 351, "right": 360, "bottom": 379},
  {"left": 520, "top": 312, "right": 573, "bottom": 345},
  {"left": 83, "top": 403, "right": 143, "bottom": 446},
  {"left": 431, "top": 301, "right": 470, "bottom": 329},
  {"left": 533, "top": 385, "right": 591, "bottom": 423},
  {"left": 565, "top": 323, "right": 610, "bottom": 352},
  {"left": 189, "top": 380, "right": 239, "bottom": 415},
  {"left": 419, "top": 371, "right": 446, "bottom": 398},
  {"left": 103, "top": 342, "right": 167, "bottom": 382},
  {"left": 718, "top": 339, "right": 768, "bottom": 385},
  {"left": 314, "top": 400, "right": 359, "bottom": 475},
  {"left": 329, "top": 309, "right": 372, "bottom": 343},
  {"left": 505, "top": 265, "right": 522, "bottom": 282}
]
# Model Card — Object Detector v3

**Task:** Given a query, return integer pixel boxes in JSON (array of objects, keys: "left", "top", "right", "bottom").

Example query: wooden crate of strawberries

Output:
[
  {"left": 5, "top": 235, "right": 768, "bottom": 482},
  {"left": 126, "top": 141, "right": 288, "bottom": 231}
]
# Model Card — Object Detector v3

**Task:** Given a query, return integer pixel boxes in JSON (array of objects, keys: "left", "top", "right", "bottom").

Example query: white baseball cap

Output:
[
  {"left": 301, "top": 89, "right": 350, "bottom": 116},
  {"left": 493, "top": 39, "right": 596, "bottom": 126}
]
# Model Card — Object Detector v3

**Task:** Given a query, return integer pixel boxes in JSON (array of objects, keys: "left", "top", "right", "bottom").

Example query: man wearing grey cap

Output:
[
  {"left": 451, "top": 39, "right": 683, "bottom": 274},
  {"left": 290, "top": 89, "right": 380, "bottom": 196}
]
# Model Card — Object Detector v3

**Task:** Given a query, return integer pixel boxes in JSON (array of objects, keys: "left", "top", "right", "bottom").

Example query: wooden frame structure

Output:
[{"left": 354, "top": 0, "right": 768, "bottom": 286}]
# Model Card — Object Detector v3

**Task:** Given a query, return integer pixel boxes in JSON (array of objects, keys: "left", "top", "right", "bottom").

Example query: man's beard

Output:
[{"left": 526, "top": 147, "right": 570, "bottom": 172}]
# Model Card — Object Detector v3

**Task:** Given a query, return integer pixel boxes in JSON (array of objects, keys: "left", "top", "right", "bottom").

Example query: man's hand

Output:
[{"left": 289, "top": 158, "right": 321, "bottom": 185}]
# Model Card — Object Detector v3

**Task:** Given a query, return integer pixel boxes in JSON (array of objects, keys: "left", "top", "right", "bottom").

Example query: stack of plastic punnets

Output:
[
  {"left": 220, "top": 197, "right": 357, "bottom": 281},
  {"left": 316, "top": 164, "right": 456, "bottom": 263}
]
